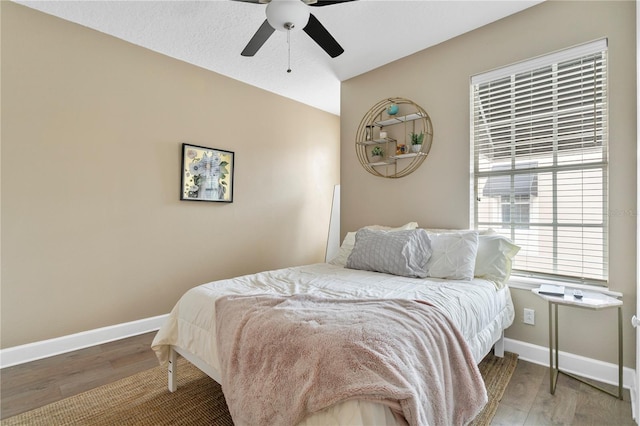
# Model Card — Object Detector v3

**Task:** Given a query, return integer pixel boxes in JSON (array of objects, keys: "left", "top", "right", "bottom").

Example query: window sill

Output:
[{"left": 507, "top": 276, "right": 622, "bottom": 298}]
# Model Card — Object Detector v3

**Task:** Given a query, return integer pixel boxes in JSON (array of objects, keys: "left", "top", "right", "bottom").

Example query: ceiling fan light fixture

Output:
[{"left": 266, "top": 0, "right": 310, "bottom": 32}]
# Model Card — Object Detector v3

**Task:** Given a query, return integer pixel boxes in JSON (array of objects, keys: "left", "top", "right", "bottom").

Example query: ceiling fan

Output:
[{"left": 234, "top": 0, "right": 357, "bottom": 59}]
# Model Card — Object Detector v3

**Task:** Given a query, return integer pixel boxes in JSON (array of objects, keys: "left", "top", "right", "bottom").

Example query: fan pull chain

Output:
[{"left": 287, "top": 29, "right": 292, "bottom": 73}]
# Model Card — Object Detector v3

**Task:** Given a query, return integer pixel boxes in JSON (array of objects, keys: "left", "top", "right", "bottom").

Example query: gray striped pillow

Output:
[{"left": 346, "top": 229, "right": 431, "bottom": 278}]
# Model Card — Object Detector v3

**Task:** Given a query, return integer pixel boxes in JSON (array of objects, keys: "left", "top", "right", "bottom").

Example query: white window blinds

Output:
[{"left": 471, "top": 39, "right": 608, "bottom": 285}]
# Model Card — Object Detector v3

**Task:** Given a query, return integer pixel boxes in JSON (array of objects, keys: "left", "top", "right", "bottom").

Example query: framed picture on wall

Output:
[{"left": 180, "top": 143, "right": 234, "bottom": 203}]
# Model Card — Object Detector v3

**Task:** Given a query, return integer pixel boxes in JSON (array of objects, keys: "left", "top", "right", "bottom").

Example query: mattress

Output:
[{"left": 151, "top": 262, "right": 515, "bottom": 425}]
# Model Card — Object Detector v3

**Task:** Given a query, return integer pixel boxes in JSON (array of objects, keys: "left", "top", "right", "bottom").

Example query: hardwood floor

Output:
[
  {"left": 1, "top": 332, "right": 636, "bottom": 424},
  {"left": 0, "top": 332, "right": 158, "bottom": 420},
  {"left": 492, "top": 360, "right": 635, "bottom": 425}
]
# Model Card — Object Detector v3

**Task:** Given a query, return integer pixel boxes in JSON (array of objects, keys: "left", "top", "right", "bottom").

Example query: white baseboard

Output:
[
  {"left": 504, "top": 337, "right": 635, "bottom": 390},
  {"left": 0, "top": 314, "right": 168, "bottom": 369},
  {"left": 631, "top": 373, "right": 638, "bottom": 421}
]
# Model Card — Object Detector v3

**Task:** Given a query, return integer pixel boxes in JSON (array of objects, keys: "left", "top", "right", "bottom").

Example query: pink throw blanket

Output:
[{"left": 215, "top": 294, "right": 487, "bottom": 426}]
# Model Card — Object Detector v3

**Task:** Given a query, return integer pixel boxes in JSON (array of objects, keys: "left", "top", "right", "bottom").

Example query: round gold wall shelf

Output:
[{"left": 356, "top": 97, "right": 433, "bottom": 178}]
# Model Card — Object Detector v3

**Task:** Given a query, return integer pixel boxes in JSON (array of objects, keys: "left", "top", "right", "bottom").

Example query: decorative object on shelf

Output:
[
  {"left": 180, "top": 143, "right": 234, "bottom": 203},
  {"left": 370, "top": 146, "right": 384, "bottom": 162},
  {"left": 355, "top": 97, "right": 433, "bottom": 178},
  {"left": 410, "top": 131, "right": 424, "bottom": 153},
  {"left": 365, "top": 125, "right": 373, "bottom": 141}
]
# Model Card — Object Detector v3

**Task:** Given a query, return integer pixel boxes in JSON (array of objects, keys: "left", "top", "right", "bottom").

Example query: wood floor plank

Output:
[
  {"left": 107, "top": 342, "right": 158, "bottom": 369},
  {"left": 0, "top": 386, "right": 62, "bottom": 419},
  {"left": 490, "top": 403, "right": 529, "bottom": 425},
  {"left": 0, "top": 346, "right": 105, "bottom": 388},
  {"left": 0, "top": 333, "right": 158, "bottom": 420},
  {"left": 57, "top": 362, "right": 126, "bottom": 398},
  {"left": 572, "top": 382, "right": 635, "bottom": 426},
  {"left": 498, "top": 359, "right": 545, "bottom": 411},
  {"left": 524, "top": 384, "right": 578, "bottom": 425}
]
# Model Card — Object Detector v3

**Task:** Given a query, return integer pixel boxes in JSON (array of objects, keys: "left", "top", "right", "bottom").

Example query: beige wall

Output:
[
  {"left": 341, "top": 0, "right": 637, "bottom": 367},
  {"left": 1, "top": 2, "right": 340, "bottom": 348}
]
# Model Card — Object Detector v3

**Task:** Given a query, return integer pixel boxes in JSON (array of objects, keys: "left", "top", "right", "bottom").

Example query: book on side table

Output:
[{"left": 538, "top": 284, "right": 565, "bottom": 296}]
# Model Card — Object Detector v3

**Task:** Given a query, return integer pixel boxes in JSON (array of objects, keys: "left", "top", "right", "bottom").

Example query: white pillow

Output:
[
  {"left": 346, "top": 228, "right": 431, "bottom": 278},
  {"left": 364, "top": 222, "right": 419, "bottom": 231},
  {"left": 328, "top": 222, "right": 419, "bottom": 267},
  {"left": 328, "top": 231, "right": 357, "bottom": 267},
  {"left": 426, "top": 231, "right": 479, "bottom": 280},
  {"left": 474, "top": 234, "right": 520, "bottom": 288},
  {"left": 423, "top": 227, "right": 495, "bottom": 236}
]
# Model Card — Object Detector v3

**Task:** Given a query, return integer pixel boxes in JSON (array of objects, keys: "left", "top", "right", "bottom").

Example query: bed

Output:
[{"left": 151, "top": 225, "right": 518, "bottom": 425}]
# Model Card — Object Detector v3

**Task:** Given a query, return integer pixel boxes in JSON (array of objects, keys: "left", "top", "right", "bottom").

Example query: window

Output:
[
  {"left": 471, "top": 39, "right": 608, "bottom": 285},
  {"left": 501, "top": 195, "right": 531, "bottom": 229}
]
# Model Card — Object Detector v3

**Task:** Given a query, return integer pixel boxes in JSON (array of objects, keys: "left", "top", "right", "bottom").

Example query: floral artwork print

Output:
[{"left": 181, "top": 144, "right": 234, "bottom": 202}]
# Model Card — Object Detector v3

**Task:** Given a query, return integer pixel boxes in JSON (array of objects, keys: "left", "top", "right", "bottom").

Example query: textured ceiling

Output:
[{"left": 16, "top": 0, "right": 543, "bottom": 115}]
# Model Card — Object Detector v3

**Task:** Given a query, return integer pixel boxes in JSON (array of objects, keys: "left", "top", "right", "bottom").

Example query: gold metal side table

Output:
[{"left": 532, "top": 287, "right": 623, "bottom": 399}]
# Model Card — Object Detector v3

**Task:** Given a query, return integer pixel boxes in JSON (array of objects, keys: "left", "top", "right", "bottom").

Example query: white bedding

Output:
[{"left": 152, "top": 262, "right": 515, "bottom": 425}]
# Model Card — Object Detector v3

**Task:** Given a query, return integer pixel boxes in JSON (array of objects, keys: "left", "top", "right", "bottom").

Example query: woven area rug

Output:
[{"left": 3, "top": 352, "right": 518, "bottom": 425}]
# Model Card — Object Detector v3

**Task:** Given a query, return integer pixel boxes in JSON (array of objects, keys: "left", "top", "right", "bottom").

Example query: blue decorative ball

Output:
[{"left": 386, "top": 104, "right": 399, "bottom": 115}]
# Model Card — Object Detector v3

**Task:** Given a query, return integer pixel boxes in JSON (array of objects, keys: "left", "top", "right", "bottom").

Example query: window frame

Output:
[{"left": 470, "top": 39, "right": 609, "bottom": 286}]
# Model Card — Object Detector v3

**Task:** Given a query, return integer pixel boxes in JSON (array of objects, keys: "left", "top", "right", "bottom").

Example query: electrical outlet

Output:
[{"left": 523, "top": 308, "right": 535, "bottom": 325}]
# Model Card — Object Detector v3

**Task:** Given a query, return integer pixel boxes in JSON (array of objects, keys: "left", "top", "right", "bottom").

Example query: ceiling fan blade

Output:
[
  {"left": 303, "top": 13, "right": 344, "bottom": 58},
  {"left": 231, "top": 0, "right": 263, "bottom": 4},
  {"left": 309, "top": 0, "right": 358, "bottom": 6},
  {"left": 241, "top": 20, "right": 275, "bottom": 56}
]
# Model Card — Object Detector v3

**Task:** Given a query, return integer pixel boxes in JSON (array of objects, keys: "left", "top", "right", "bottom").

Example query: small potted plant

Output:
[
  {"left": 370, "top": 146, "right": 384, "bottom": 162},
  {"left": 409, "top": 131, "right": 425, "bottom": 153}
]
